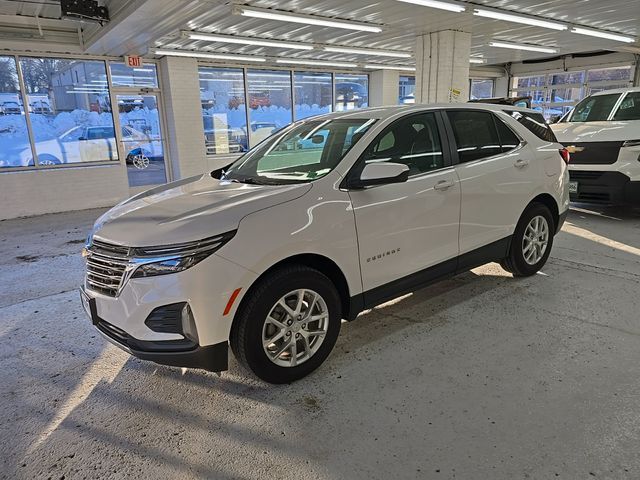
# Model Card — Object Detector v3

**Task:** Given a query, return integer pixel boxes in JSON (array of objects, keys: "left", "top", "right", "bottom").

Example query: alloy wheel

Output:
[
  {"left": 522, "top": 215, "right": 549, "bottom": 265},
  {"left": 262, "top": 289, "right": 329, "bottom": 368}
]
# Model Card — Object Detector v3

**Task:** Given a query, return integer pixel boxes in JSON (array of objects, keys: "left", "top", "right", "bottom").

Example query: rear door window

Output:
[
  {"left": 446, "top": 110, "right": 502, "bottom": 163},
  {"left": 612, "top": 92, "right": 640, "bottom": 121},
  {"left": 504, "top": 110, "right": 557, "bottom": 142}
]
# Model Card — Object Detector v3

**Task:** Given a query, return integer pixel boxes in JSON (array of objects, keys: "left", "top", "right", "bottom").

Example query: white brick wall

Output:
[
  {"left": 415, "top": 30, "right": 471, "bottom": 103},
  {"left": 0, "top": 164, "right": 129, "bottom": 220}
]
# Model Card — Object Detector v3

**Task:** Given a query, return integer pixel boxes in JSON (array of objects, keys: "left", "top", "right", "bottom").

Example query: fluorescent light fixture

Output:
[
  {"left": 469, "top": 57, "right": 486, "bottom": 64},
  {"left": 275, "top": 58, "right": 357, "bottom": 68},
  {"left": 395, "top": 0, "right": 465, "bottom": 13},
  {"left": 474, "top": 8, "right": 566, "bottom": 30},
  {"left": 183, "top": 31, "right": 314, "bottom": 50},
  {"left": 152, "top": 48, "right": 266, "bottom": 62},
  {"left": 489, "top": 41, "right": 558, "bottom": 54},
  {"left": 363, "top": 64, "right": 416, "bottom": 71},
  {"left": 323, "top": 45, "right": 411, "bottom": 58},
  {"left": 571, "top": 27, "right": 635, "bottom": 43},
  {"left": 232, "top": 5, "right": 383, "bottom": 33}
]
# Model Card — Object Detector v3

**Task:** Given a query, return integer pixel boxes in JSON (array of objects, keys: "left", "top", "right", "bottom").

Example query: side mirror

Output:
[
  {"left": 549, "top": 115, "right": 561, "bottom": 124},
  {"left": 78, "top": 136, "right": 87, "bottom": 141},
  {"left": 347, "top": 162, "right": 410, "bottom": 189}
]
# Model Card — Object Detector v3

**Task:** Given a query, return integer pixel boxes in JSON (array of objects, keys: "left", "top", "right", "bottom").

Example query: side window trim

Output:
[
  {"left": 491, "top": 113, "right": 524, "bottom": 154},
  {"left": 443, "top": 108, "right": 519, "bottom": 166},
  {"left": 344, "top": 109, "right": 451, "bottom": 185}
]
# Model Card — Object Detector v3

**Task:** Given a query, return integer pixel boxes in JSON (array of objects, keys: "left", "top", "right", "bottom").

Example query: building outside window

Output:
[
  {"left": 469, "top": 79, "right": 494, "bottom": 100},
  {"left": 20, "top": 57, "right": 116, "bottom": 166},
  {"left": 0, "top": 56, "right": 31, "bottom": 168},
  {"left": 511, "top": 64, "right": 634, "bottom": 119},
  {"left": 247, "top": 69, "right": 293, "bottom": 148},
  {"left": 335, "top": 74, "right": 368, "bottom": 111},
  {"left": 293, "top": 71, "right": 332, "bottom": 120},
  {"left": 398, "top": 75, "right": 415, "bottom": 104}
]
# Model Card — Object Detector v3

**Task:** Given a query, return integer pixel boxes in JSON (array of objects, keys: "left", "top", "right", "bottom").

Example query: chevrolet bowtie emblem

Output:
[{"left": 565, "top": 145, "right": 585, "bottom": 153}]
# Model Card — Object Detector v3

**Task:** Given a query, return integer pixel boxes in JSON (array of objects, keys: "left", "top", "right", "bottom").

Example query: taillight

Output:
[{"left": 559, "top": 148, "right": 570, "bottom": 164}]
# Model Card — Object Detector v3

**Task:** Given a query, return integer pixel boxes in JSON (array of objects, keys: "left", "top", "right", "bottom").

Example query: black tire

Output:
[
  {"left": 230, "top": 265, "right": 342, "bottom": 384},
  {"left": 502, "top": 203, "right": 555, "bottom": 277}
]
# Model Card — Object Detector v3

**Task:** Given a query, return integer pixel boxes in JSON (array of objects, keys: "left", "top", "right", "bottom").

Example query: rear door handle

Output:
[
  {"left": 514, "top": 158, "right": 530, "bottom": 168},
  {"left": 434, "top": 179, "right": 455, "bottom": 191}
]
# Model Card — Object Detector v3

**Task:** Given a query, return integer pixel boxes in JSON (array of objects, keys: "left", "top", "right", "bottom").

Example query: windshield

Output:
[
  {"left": 222, "top": 117, "right": 375, "bottom": 185},
  {"left": 565, "top": 93, "right": 621, "bottom": 122}
]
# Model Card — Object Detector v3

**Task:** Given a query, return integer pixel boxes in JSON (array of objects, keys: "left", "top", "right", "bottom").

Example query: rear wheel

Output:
[
  {"left": 501, "top": 203, "right": 554, "bottom": 277},
  {"left": 230, "top": 265, "right": 341, "bottom": 384}
]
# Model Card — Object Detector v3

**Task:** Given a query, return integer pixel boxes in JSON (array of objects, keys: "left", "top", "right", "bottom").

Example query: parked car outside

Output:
[
  {"left": 550, "top": 87, "right": 640, "bottom": 205},
  {"left": 17, "top": 124, "right": 159, "bottom": 167},
  {"left": 29, "top": 100, "right": 53, "bottom": 115},
  {"left": 249, "top": 93, "right": 271, "bottom": 109},
  {"left": 1, "top": 101, "right": 22, "bottom": 115},
  {"left": 81, "top": 103, "right": 569, "bottom": 384}
]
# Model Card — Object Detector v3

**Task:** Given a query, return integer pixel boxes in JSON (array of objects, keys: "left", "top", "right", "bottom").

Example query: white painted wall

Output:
[
  {"left": 158, "top": 55, "right": 208, "bottom": 179},
  {"left": 0, "top": 164, "right": 129, "bottom": 221},
  {"left": 369, "top": 70, "right": 400, "bottom": 106}
]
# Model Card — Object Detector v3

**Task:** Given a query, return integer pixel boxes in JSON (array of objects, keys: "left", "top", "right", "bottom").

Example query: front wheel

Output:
[
  {"left": 501, "top": 203, "right": 554, "bottom": 277},
  {"left": 230, "top": 265, "right": 342, "bottom": 384}
]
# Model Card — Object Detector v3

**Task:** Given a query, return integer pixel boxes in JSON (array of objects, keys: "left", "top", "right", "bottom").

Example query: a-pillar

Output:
[{"left": 415, "top": 30, "right": 471, "bottom": 103}]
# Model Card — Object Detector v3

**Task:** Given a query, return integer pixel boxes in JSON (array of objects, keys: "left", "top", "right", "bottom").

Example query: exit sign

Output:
[{"left": 124, "top": 55, "right": 142, "bottom": 68}]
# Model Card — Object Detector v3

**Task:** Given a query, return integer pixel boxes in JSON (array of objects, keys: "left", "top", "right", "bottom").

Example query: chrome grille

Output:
[{"left": 85, "top": 239, "right": 131, "bottom": 297}]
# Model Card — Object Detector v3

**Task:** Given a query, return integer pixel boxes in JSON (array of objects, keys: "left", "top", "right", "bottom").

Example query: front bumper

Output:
[
  {"left": 82, "top": 288, "right": 228, "bottom": 371},
  {"left": 569, "top": 170, "right": 640, "bottom": 205},
  {"left": 81, "top": 252, "right": 258, "bottom": 372}
]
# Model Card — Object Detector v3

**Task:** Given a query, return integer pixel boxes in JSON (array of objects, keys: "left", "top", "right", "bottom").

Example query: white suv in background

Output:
[
  {"left": 81, "top": 104, "right": 569, "bottom": 384},
  {"left": 551, "top": 87, "right": 640, "bottom": 205}
]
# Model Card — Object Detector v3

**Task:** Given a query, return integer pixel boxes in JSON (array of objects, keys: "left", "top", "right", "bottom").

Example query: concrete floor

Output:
[{"left": 1, "top": 205, "right": 639, "bottom": 480}]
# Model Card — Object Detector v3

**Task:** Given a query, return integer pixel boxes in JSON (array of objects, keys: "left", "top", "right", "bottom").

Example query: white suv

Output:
[
  {"left": 551, "top": 87, "right": 640, "bottom": 205},
  {"left": 81, "top": 104, "right": 569, "bottom": 383}
]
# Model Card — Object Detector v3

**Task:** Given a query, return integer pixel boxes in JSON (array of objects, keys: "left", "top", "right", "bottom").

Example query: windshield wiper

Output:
[{"left": 223, "top": 175, "right": 267, "bottom": 185}]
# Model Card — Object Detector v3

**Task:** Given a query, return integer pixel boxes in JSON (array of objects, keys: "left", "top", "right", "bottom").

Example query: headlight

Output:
[{"left": 130, "top": 231, "right": 235, "bottom": 278}]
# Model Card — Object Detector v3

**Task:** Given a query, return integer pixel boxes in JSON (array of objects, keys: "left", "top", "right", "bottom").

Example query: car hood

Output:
[
  {"left": 92, "top": 174, "right": 312, "bottom": 247},
  {"left": 550, "top": 120, "right": 640, "bottom": 143}
]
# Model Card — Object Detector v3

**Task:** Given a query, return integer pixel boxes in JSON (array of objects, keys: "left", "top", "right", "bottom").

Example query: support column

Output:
[
  {"left": 369, "top": 69, "right": 400, "bottom": 106},
  {"left": 158, "top": 56, "right": 207, "bottom": 179},
  {"left": 415, "top": 30, "right": 471, "bottom": 103}
]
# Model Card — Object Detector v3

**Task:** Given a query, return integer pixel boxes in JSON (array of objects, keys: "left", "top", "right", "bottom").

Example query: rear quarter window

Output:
[{"left": 504, "top": 110, "right": 557, "bottom": 142}]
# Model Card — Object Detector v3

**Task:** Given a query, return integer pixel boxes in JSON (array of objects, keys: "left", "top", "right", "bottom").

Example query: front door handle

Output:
[
  {"left": 514, "top": 158, "right": 530, "bottom": 168},
  {"left": 434, "top": 179, "right": 455, "bottom": 191}
]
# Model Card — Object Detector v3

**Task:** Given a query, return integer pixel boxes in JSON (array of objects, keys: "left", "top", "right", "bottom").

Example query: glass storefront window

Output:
[
  {"left": 587, "top": 66, "right": 633, "bottom": 83},
  {"left": 117, "top": 94, "right": 167, "bottom": 186},
  {"left": 246, "top": 69, "right": 292, "bottom": 148},
  {"left": 470, "top": 79, "right": 494, "bottom": 99},
  {"left": 398, "top": 75, "right": 415, "bottom": 104},
  {"left": 0, "top": 56, "right": 31, "bottom": 168},
  {"left": 109, "top": 62, "right": 158, "bottom": 88},
  {"left": 293, "top": 71, "right": 332, "bottom": 120},
  {"left": 19, "top": 57, "right": 116, "bottom": 166},
  {"left": 199, "top": 67, "right": 248, "bottom": 155},
  {"left": 335, "top": 74, "right": 368, "bottom": 111}
]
